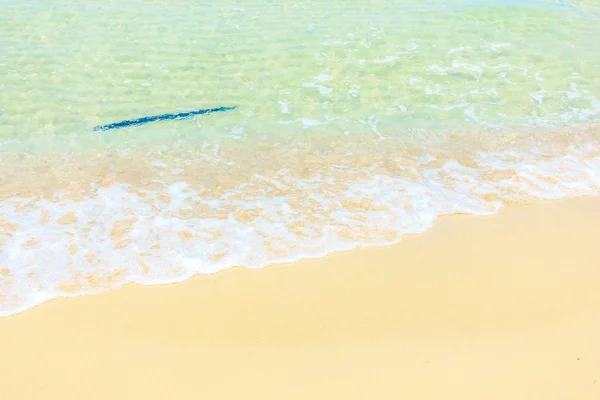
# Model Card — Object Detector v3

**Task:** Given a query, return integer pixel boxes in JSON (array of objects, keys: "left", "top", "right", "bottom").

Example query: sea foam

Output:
[{"left": 1, "top": 137, "right": 599, "bottom": 316}]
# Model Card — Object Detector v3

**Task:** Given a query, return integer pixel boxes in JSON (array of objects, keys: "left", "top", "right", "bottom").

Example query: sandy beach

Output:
[{"left": 1, "top": 196, "right": 599, "bottom": 399}]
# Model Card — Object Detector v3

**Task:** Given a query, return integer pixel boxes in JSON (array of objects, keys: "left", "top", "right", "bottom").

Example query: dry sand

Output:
[{"left": 1, "top": 197, "right": 599, "bottom": 399}]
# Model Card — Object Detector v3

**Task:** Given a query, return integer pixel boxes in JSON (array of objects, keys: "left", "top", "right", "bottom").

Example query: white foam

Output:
[
  {"left": 2, "top": 142, "right": 600, "bottom": 316},
  {"left": 481, "top": 42, "right": 512, "bottom": 51},
  {"left": 426, "top": 103, "right": 469, "bottom": 111},
  {"left": 373, "top": 55, "right": 397, "bottom": 63},
  {"left": 303, "top": 74, "right": 335, "bottom": 94},
  {"left": 303, "top": 82, "right": 333, "bottom": 95},
  {"left": 529, "top": 89, "right": 546, "bottom": 107},
  {"left": 300, "top": 118, "right": 323, "bottom": 128},
  {"left": 359, "top": 115, "right": 382, "bottom": 138},
  {"left": 416, "top": 154, "right": 435, "bottom": 165},
  {"left": 278, "top": 101, "right": 289, "bottom": 114},
  {"left": 425, "top": 85, "right": 443, "bottom": 95},
  {"left": 314, "top": 74, "right": 334, "bottom": 82},
  {"left": 426, "top": 61, "right": 482, "bottom": 80},
  {"left": 448, "top": 45, "right": 472, "bottom": 55},
  {"left": 347, "top": 84, "right": 360, "bottom": 97},
  {"left": 231, "top": 125, "right": 244, "bottom": 139},
  {"left": 468, "top": 88, "right": 498, "bottom": 97}
]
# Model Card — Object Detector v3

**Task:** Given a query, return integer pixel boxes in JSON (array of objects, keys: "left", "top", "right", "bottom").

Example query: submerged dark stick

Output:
[{"left": 93, "top": 106, "right": 237, "bottom": 132}]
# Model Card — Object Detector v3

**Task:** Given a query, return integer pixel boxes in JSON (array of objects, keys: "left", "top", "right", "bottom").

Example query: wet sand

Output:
[{"left": 1, "top": 196, "right": 599, "bottom": 399}]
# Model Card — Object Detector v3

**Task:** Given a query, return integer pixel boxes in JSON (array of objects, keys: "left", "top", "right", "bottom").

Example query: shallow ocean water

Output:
[{"left": 1, "top": 0, "right": 600, "bottom": 315}]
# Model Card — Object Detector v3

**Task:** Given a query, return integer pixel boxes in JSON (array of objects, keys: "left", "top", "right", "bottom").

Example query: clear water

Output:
[{"left": 2, "top": 0, "right": 600, "bottom": 315}]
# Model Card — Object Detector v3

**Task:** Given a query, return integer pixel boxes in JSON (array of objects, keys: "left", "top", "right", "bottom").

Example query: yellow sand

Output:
[{"left": 1, "top": 197, "right": 600, "bottom": 400}]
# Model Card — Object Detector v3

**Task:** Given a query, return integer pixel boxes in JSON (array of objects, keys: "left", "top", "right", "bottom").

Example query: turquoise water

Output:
[{"left": 1, "top": 0, "right": 600, "bottom": 315}]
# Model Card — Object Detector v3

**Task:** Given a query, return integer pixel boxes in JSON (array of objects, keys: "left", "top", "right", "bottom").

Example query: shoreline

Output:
[
  {"left": 2, "top": 124, "right": 600, "bottom": 316},
  {"left": 1, "top": 196, "right": 600, "bottom": 399}
]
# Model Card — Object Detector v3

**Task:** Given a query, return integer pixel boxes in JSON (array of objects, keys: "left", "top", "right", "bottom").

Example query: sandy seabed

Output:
[{"left": 1, "top": 196, "right": 599, "bottom": 400}]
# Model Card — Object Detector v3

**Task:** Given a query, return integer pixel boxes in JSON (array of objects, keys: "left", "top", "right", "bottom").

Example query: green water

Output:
[{"left": 1, "top": 0, "right": 599, "bottom": 154}]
